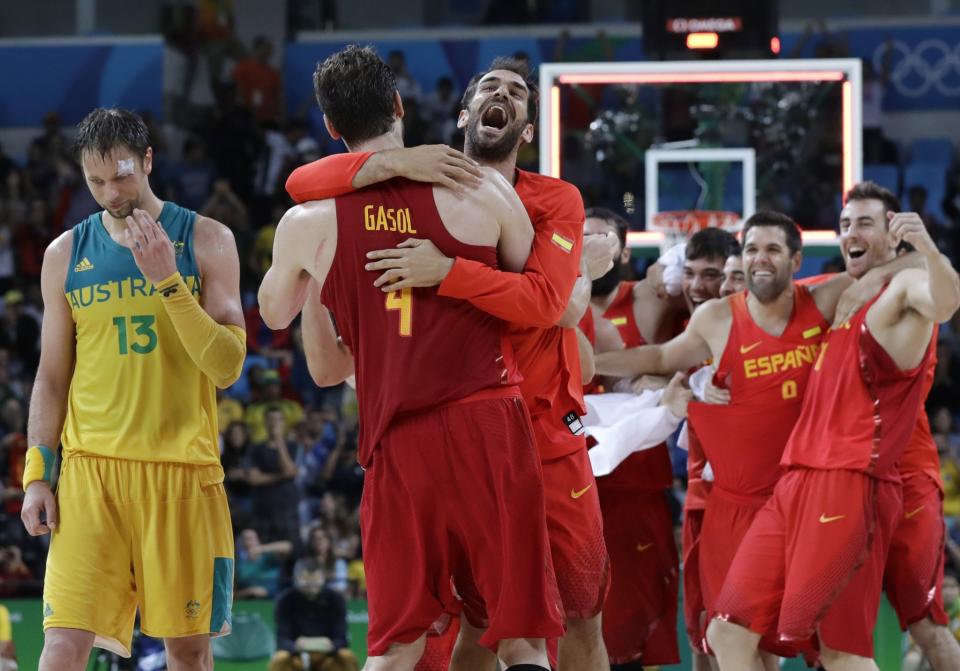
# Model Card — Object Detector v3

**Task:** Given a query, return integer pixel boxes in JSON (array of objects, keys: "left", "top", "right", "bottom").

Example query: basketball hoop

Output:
[{"left": 651, "top": 210, "right": 742, "bottom": 254}]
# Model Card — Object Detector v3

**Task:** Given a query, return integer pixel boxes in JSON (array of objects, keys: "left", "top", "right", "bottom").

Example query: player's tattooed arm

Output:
[{"left": 259, "top": 201, "right": 337, "bottom": 330}]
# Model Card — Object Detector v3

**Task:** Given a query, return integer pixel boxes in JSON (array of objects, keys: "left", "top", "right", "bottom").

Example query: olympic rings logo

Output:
[{"left": 874, "top": 39, "right": 960, "bottom": 97}]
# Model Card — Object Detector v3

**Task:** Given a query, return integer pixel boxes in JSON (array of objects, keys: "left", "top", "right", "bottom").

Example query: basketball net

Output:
[{"left": 650, "top": 210, "right": 742, "bottom": 254}]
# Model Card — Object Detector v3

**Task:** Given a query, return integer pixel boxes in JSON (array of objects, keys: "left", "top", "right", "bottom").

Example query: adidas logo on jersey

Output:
[{"left": 74, "top": 257, "right": 95, "bottom": 272}]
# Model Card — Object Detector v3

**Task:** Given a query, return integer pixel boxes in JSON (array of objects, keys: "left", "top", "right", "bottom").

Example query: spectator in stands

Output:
[
  {"left": 232, "top": 35, "right": 283, "bottom": 125},
  {"left": 929, "top": 341, "right": 960, "bottom": 411},
  {"left": 423, "top": 76, "right": 459, "bottom": 144},
  {"left": 387, "top": 50, "right": 422, "bottom": 104},
  {"left": 169, "top": 136, "right": 219, "bottom": 211},
  {"left": 0, "top": 219, "right": 14, "bottom": 295},
  {"left": 908, "top": 185, "right": 951, "bottom": 256},
  {"left": 245, "top": 369, "right": 304, "bottom": 442},
  {"left": 303, "top": 522, "right": 349, "bottom": 594},
  {"left": 13, "top": 198, "right": 53, "bottom": 281},
  {"left": 269, "top": 558, "right": 359, "bottom": 671},
  {"left": 946, "top": 573, "right": 960, "bottom": 641},
  {"left": 296, "top": 407, "right": 339, "bottom": 524},
  {"left": 0, "top": 545, "right": 32, "bottom": 597},
  {"left": 249, "top": 407, "right": 301, "bottom": 543},
  {"left": 235, "top": 528, "right": 292, "bottom": 599},
  {"left": 222, "top": 419, "right": 254, "bottom": 519},
  {"left": 933, "top": 405, "right": 960, "bottom": 457},
  {"left": 0, "top": 293, "right": 38, "bottom": 375}
]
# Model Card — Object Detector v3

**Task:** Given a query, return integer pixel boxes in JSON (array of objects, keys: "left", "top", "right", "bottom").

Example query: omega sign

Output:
[{"left": 666, "top": 17, "right": 743, "bottom": 34}]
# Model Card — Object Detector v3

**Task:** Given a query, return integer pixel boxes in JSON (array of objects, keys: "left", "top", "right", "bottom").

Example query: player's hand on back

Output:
[
  {"left": 582, "top": 232, "right": 619, "bottom": 280},
  {"left": 661, "top": 372, "right": 693, "bottom": 418},
  {"left": 630, "top": 374, "right": 670, "bottom": 393},
  {"left": 366, "top": 238, "right": 455, "bottom": 291},
  {"left": 124, "top": 208, "right": 178, "bottom": 285},
  {"left": 382, "top": 145, "right": 483, "bottom": 196},
  {"left": 21, "top": 481, "right": 57, "bottom": 536}
]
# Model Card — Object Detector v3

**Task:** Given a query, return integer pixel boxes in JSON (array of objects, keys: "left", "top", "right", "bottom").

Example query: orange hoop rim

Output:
[{"left": 650, "top": 210, "right": 742, "bottom": 235}]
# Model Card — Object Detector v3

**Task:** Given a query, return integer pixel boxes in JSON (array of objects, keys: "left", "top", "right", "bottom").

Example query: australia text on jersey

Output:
[{"left": 66, "top": 274, "right": 201, "bottom": 310}]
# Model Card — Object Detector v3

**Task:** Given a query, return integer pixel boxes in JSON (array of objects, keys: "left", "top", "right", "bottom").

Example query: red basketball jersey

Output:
[
  {"left": 321, "top": 179, "right": 521, "bottom": 466},
  {"left": 603, "top": 281, "right": 643, "bottom": 347},
  {"left": 688, "top": 286, "right": 828, "bottom": 497},
  {"left": 595, "top": 281, "right": 673, "bottom": 491},
  {"left": 898, "top": 325, "right": 941, "bottom": 487},
  {"left": 781, "top": 290, "right": 933, "bottom": 480}
]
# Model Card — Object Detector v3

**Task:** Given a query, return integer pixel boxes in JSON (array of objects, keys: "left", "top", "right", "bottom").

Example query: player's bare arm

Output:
[
  {"left": 258, "top": 201, "right": 338, "bottom": 330},
  {"left": 480, "top": 167, "right": 534, "bottom": 272},
  {"left": 576, "top": 327, "right": 596, "bottom": 383},
  {"left": 866, "top": 214, "right": 960, "bottom": 369},
  {"left": 815, "top": 248, "right": 926, "bottom": 325},
  {"left": 124, "top": 208, "right": 247, "bottom": 388},
  {"left": 22, "top": 232, "right": 75, "bottom": 536},
  {"left": 301, "top": 281, "right": 354, "bottom": 387},
  {"left": 595, "top": 299, "right": 723, "bottom": 377},
  {"left": 558, "top": 232, "right": 618, "bottom": 328},
  {"left": 353, "top": 145, "right": 483, "bottom": 195}
]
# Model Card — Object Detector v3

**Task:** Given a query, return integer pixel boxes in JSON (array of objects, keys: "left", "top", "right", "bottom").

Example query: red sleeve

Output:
[
  {"left": 284, "top": 152, "right": 373, "bottom": 202},
  {"left": 437, "top": 185, "right": 585, "bottom": 328}
]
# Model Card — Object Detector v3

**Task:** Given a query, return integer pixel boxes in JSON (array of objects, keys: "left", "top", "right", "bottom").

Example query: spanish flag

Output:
[{"left": 551, "top": 232, "right": 574, "bottom": 252}]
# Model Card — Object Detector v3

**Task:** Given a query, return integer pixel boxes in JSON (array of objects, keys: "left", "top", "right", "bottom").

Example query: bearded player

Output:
[
  {"left": 273, "top": 48, "right": 624, "bottom": 671},
  {"left": 585, "top": 211, "right": 738, "bottom": 669},
  {"left": 20, "top": 108, "right": 245, "bottom": 670},
  {"left": 706, "top": 195, "right": 960, "bottom": 669}
]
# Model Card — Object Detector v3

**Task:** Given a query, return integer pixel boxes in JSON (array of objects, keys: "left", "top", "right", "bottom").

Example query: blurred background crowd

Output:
[{"left": 0, "top": 0, "right": 960, "bottom": 664}]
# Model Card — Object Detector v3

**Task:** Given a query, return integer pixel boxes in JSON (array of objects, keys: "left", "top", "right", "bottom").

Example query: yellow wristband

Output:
[
  {"left": 23, "top": 445, "right": 55, "bottom": 491},
  {"left": 156, "top": 271, "right": 185, "bottom": 298}
]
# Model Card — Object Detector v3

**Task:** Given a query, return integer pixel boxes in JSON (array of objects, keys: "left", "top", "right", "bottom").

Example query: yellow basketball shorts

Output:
[{"left": 43, "top": 455, "right": 235, "bottom": 657}]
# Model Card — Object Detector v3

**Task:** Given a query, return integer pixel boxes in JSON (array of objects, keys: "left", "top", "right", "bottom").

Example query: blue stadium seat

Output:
[
  {"left": 908, "top": 137, "right": 955, "bottom": 167},
  {"left": 903, "top": 164, "right": 948, "bottom": 222},
  {"left": 863, "top": 164, "right": 899, "bottom": 194}
]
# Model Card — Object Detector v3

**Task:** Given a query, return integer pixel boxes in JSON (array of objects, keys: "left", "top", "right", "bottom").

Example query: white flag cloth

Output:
[{"left": 583, "top": 392, "right": 682, "bottom": 477}]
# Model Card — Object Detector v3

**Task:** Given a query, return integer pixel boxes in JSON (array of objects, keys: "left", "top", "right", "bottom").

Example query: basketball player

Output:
[
  {"left": 720, "top": 248, "right": 746, "bottom": 297},
  {"left": 258, "top": 46, "right": 563, "bottom": 671},
  {"left": 827, "top": 183, "right": 960, "bottom": 670},
  {"left": 706, "top": 196, "right": 960, "bottom": 669},
  {"left": 284, "top": 57, "right": 614, "bottom": 671},
  {"left": 586, "top": 212, "right": 738, "bottom": 669},
  {"left": 19, "top": 108, "right": 245, "bottom": 670}
]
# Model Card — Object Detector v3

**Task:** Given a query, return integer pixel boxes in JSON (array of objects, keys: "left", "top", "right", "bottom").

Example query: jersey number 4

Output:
[
  {"left": 385, "top": 288, "right": 412, "bottom": 337},
  {"left": 113, "top": 315, "right": 158, "bottom": 355}
]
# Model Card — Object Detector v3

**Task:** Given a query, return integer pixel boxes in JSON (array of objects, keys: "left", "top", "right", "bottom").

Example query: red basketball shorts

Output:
[
  {"left": 883, "top": 472, "right": 947, "bottom": 629},
  {"left": 682, "top": 506, "right": 706, "bottom": 652},
  {"left": 541, "top": 447, "right": 610, "bottom": 620},
  {"left": 362, "top": 388, "right": 565, "bottom": 656},
  {"left": 713, "top": 468, "right": 901, "bottom": 656},
  {"left": 700, "top": 485, "right": 797, "bottom": 658},
  {"left": 597, "top": 482, "right": 679, "bottom": 665}
]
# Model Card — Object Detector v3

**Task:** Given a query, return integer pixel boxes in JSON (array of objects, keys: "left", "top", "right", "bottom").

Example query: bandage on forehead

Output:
[{"left": 117, "top": 158, "right": 135, "bottom": 176}]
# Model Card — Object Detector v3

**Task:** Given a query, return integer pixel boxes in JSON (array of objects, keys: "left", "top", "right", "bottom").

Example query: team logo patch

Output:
[
  {"left": 43, "top": 602, "right": 54, "bottom": 619},
  {"left": 802, "top": 325, "right": 822, "bottom": 339},
  {"left": 610, "top": 316, "right": 628, "bottom": 326},
  {"left": 161, "top": 285, "right": 179, "bottom": 297},
  {"left": 551, "top": 232, "right": 574, "bottom": 253},
  {"left": 173, "top": 241, "right": 185, "bottom": 257},
  {"left": 185, "top": 600, "right": 201, "bottom": 619},
  {"left": 74, "top": 257, "right": 95, "bottom": 272}
]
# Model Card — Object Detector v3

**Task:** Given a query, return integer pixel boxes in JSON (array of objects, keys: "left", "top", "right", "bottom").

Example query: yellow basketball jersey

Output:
[{"left": 61, "top": 203, "right": 220, "bottom": 466}]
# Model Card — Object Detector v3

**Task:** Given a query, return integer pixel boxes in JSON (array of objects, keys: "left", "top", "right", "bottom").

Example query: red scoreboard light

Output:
[{"left": 643, "top": 1, "right": 778, "bottom": 59}]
